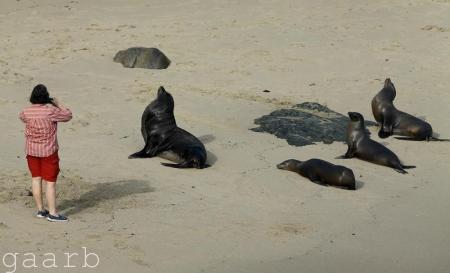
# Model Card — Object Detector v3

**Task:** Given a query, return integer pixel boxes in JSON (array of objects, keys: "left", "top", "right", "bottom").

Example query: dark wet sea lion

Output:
[
  {"left": 337, "top": 112, "right": 415, "bottom": 174},
  {"left": 128, "top": 86, "right": 208, "bottom": 169},
  {"left": 113, "top": 47, "right": 170, "bottom": 69},
  {"left": 277, "top": 159, "right": 356, "bottom": 190},
  {"left": 371, "top": 78, "right": 447, "bottom": 141}
]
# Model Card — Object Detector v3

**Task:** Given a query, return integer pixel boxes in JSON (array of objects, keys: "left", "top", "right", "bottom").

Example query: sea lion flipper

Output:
[
  {"left": 145, "top": 146, "right": 163, "bottom": 157},
  {"left": 379, "top": 120, "right": 393, "bottom": 138},
  {"left": 336, "top": 150, "right": 354, "bottom": 159},
  {"left": 394, "top": 137, "right": 421, "bottom": 141},
  {"left": 129, "top": 137, "right": 161, "bottom": 158},
  {"left": 378, "top": 128, "right": 392, "bottom": 139},
  {"left": 393, "top": 164, "right": 415, "bottom": 174},
  {"left": 131, "top": 54, "right": 138, "bottom": 68},
  {"left": 128, "top": 148, "right": 150, "bottom": 159},
  {"left": 376, "top": 108, "right": 395, "bottom": 138},
  {"left": 161, "top": 161, "right": 209, "bottom": 169},
  {"left": 337, "top": 145, "right": 355, "bottom": 159},
  {"left": 161, "top": 161, "right": 191, "bottom": 168},
  {"left": 429, "top": 137, "right": 450, "bottom": 142},
  {"left": 309, "top": 176, "right": 324, "bottom": 184},
  {"left": 394, "top": 168, "right": 408, "bottom": 174},
  {"left": 394, "top": 136, "right": 450, "bottom": 141},
  {"left": 144, "top": 134, "right": 165, "bottom": 156}
]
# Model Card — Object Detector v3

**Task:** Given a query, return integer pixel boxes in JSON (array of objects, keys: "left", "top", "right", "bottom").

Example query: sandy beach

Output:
[{"left": 1, "top": 0, "right": 450, "bottom": 272}]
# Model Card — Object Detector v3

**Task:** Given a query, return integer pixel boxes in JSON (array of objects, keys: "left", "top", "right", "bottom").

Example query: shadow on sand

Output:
[{"left": 59, "top": 180, "right": 154, "bottom": 216}]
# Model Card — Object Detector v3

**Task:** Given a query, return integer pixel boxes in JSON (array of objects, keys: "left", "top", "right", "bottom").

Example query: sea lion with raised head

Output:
[
  {"left": 277, "top": 159, "right": 356, "bottom": 190},
  {"left": 128, "top": 86, "right": 208, "bottom": 169},
  {"left": 338, "top": 112, "right": 415, "bottom": 174},
  {"left": 372, "top": 78, "right": 447, "bottom": 141}
]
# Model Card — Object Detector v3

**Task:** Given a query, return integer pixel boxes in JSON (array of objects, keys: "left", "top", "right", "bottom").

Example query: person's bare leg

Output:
[
  {"left": 31, "top": 177, "right": 44, "bottom": 211},
  {"left": 45, "top": 181, "right": 57, "bottom": 215}
]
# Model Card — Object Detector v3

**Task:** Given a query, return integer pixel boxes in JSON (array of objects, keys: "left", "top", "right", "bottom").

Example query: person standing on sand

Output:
[{"left": 19, "top": 84, "right": 72, "bottom": 222}]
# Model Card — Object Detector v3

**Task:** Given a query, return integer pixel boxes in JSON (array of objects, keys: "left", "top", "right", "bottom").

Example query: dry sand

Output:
[{"left": 1, "top": 0, "right": 450, "bottom": 272}]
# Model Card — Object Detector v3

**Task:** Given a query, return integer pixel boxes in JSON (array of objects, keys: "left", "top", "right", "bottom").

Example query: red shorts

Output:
[{"left": 26, "top": 151, "right": 60, "bottom": 182}]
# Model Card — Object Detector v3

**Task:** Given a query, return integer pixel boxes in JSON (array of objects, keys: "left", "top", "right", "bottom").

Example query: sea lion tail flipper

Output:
[
  {"left": 394, "top": 136, "right": 450, "bottom": 141},
  {"left": 394, "top": 137, "right": 421, "bottom": 141},
  {"left": 161, "top": 161, "right": 192, "bottom": 168},
  {"left": 394, "top": 168, "right": 408, "bottom": 174},
  {"left": 425, "top": 131, "right": 450, "bottom": 141}
]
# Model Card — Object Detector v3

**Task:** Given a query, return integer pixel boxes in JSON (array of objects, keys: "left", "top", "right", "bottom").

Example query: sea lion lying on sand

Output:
[
  {"left": 277, "top": 158, "right": 356, "bottom": 190},
  {"left": 114, "top": 47, "right": 170, "bottom": 69}
]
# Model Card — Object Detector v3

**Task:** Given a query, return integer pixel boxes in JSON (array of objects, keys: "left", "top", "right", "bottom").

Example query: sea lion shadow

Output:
[
  {"left": 355, "top": 180, "right": 364, "bottom": 190},
  {"left": 199, "top": 134, "right": 217, "bottom": 166},
  {"left": 198, "top": 134, "right": 215, "bottom": 144},
  {"left": 59, "top": 180, "right": 154, "bottom": 216},
  {"left": 206, "top": 150, "right": 218, "bottom": 166},
  {"left": 308, "top": 179, "right": 364, "bottom": 190}
]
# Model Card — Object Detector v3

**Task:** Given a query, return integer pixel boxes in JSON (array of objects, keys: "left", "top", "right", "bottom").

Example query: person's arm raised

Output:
[{"left": 49, "top": 98, "right": 72, "bottom": 122}]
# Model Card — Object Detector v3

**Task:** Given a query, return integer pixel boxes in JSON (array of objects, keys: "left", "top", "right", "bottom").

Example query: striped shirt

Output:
[{"left": 19, "top": 104, "right": 72, "bottom": 157}]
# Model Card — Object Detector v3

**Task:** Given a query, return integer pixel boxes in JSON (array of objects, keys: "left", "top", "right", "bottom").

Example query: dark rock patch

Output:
[
  {"left": 251, "top": 102, "right": 376, "bottom": 146},
  {"left": 113, "top": 47, "right": 170, "bottom": 69}
]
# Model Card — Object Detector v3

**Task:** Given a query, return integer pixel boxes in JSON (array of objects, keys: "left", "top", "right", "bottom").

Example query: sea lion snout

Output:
[
  {"left": 384, "top": 78, "right": 391, "bottom": 87},
  {"left": 155, "top": 86, "right": 174, "bottom": 108},
  {"left": 348, "top": 112, "right": 360, "bottom": 121},
  {"left": 348, "top": 112, "right": 364, "bottom": 122},
  {"left": 383, "top": 78, "right": 396, "bottom": 94},
  {"left": 277, "top": 159, "right": 301, "bottom": 171},
  {"left": 157, "top": 86, "right": 167, "bottom": 96},
  {"left": 112, "top": 50, "right": 124, "bottom": 62},
  {"left": 276, "top": 161, "right": 289, "bottom": 170}
]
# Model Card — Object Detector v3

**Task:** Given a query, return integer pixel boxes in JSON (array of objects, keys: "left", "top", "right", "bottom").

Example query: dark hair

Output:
[{"left": 29, "top": 84, "right": 51, "bottom": 104}]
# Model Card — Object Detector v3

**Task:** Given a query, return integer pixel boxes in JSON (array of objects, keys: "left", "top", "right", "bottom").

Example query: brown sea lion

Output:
[
  {"left": 277, "top": 159, "right": 356, "bottom": 190},
  {"left": 113, "top": 47, "right": 170, "bottom": 69},
  {"left": 372, "top": 78, "right": 447, "bottom": 141},
  {"left": 337, "top": 112, "right": 415, "bottom": 174}
]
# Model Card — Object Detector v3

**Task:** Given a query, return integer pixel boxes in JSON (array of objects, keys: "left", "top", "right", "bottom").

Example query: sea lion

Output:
[
  {"left": 128, "top": 86, "right": 208, "bottom": 169},
  {"left": 277, "top": 159, "right": 356, "bottom": 190},
  {"left": 113, "top": 47, "right": 170, "bottom": 69},
  {"left": 372, "top": 78, "right": 446, "bottom": 141},
  {"left": 338, "top": 112, "right": 415, "bottom": 174}
]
